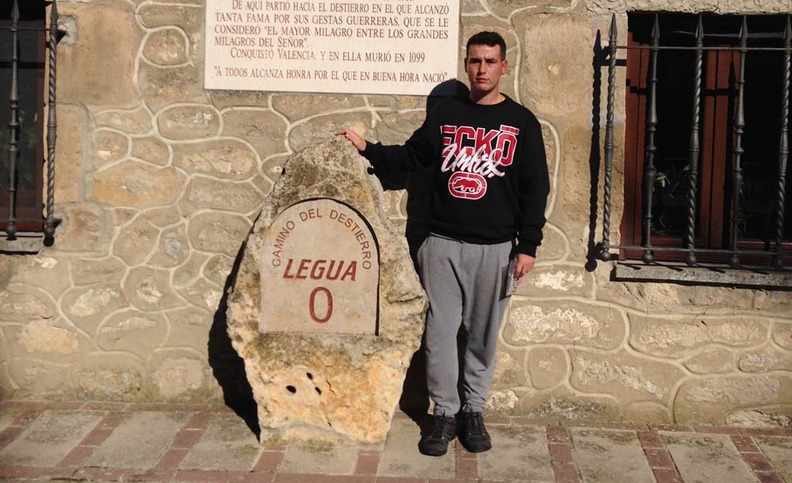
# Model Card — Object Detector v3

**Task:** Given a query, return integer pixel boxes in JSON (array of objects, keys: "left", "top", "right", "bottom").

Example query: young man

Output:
[{"left": 339, "top": 31, "right": 549, "bottom": 456}]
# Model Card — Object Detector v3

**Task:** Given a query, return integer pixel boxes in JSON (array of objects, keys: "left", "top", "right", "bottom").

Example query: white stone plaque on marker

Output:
[
  {"left": 260, "top": 198, "right": 379, "bottom": 335},
  {"left": 205, "top": 0, "right": 460, "bottom": 95}
]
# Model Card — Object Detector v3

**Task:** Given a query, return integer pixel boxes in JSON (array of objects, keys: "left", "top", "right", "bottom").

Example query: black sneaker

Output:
[
  {"left": 458, "top": 411, "right": 492, "bottom": 453},
  {"left": 418, "top": 415, "right": 457, "bottom": 456}
]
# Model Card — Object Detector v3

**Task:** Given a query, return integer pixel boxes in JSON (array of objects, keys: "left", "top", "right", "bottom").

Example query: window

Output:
[
  {"left": 599, "top": 13, "right": 792, "bottom": 273},
  {"left": 1, "top": 0, "right": 57, "bottom": 243}
]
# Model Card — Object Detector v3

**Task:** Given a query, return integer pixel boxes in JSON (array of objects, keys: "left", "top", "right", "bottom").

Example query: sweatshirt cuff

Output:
[
  {"left": 515, "top": 242, "right": 538, "bottom": 258},
  {"left": 361, "top": 141, "right": 375, "bottom": 157}
]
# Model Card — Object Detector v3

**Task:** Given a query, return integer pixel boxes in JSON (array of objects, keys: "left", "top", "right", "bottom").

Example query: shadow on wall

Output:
[
  {"left": 386, "top": 79, "right": 469, "bottom": 421},
  {"left": 208, "top": 243, "right": 260, "bottom": 439},
  {"left": 586, "top": 30, "right": 607, "bottom": 273},
  {"left": 376, "top": 79, "right": 470, "bottom": 265}
]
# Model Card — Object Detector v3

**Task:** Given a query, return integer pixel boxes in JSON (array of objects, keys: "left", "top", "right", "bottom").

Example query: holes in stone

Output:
[
  {"left": 286, "top": 385, "right": 297, "bottom": 394},
  {"left": 315, "top": 387, "right": 322, "bottom": 395},
  {"left": 306, "top": 372, "right": 314, "bottom": 380}
]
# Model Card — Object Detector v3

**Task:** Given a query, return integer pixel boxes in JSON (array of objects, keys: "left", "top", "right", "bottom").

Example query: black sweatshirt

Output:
[{"left": 362, "top": 95, "right": 550, "bottom": 257}]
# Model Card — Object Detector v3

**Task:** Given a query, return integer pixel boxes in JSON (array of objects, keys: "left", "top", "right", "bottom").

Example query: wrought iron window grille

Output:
[
  {"left": 1, "top": 0, "right": 61, "bottom": 246},
  {"left": 597, "top": 13, "right": 792, "bottom": 279}
]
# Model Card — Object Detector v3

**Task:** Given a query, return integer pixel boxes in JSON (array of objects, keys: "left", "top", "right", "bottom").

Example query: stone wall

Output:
[{"left": 0, "top": 0, "right": 790, "bottom": 425}]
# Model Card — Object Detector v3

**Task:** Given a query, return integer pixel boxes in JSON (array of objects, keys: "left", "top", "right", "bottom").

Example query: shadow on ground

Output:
[{"left": 208, "top": 244, "right": 260, "bottom": 439}]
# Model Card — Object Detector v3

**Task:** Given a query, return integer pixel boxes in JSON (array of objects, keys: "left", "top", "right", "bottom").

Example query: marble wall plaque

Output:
[
  {"left": 259, "top": 198, "right": 379, "bottom": 334},
  {"left": 204, "top": 0, "right": 460, "bottom": 95}
]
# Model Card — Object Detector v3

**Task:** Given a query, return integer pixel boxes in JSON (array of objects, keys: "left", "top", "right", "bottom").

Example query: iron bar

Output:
[
  {"left": 640, "top": 15, "right": 660, "bottom": 264},
  {"left": 773, "top": 17, "right": 791, "bottom": 268},
  {"left": 0, "top": 25, "right": 50, "bottom": 32},
  {"left": 44, "top": 0, "right": 58, "bottom": 240},
  {"left": 6, "top": 0, "right": 20, "bottom": 239},
  {"left": 600, "top": 14, "right": 617, "bottom": 262},
  {"left": 613, "top": 45, "right": 792, "bottom": 52},
  {"left": 728, "top": 17, "right": 748, "bottom": 268},
  {"left": 604, "top": 243, "right": 792, "bottom": 257},
  {"left": 684, "top": 16, "right": 704, "bottom": 266}
]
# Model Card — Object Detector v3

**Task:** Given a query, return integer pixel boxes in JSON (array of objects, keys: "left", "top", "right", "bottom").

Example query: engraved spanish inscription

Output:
[{"left": 259, "top": 198, "right": 379, "bottom": 334}]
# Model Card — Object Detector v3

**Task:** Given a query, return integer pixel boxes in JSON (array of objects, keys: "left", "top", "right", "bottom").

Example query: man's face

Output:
[{"left": 464, "top": 44, "right": 507, "bottom": 95}]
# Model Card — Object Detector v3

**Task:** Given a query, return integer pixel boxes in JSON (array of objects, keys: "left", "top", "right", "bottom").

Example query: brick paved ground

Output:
[{"left": 0, "top": 400, "right": 790, "bottom": 482}]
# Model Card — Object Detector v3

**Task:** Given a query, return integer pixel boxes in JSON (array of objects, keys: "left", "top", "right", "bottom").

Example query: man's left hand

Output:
[{"left": 514, "top": 253, "right": 536, "bottom": 282}]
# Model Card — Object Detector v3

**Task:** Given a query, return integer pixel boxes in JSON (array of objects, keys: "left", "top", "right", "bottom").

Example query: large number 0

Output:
[{"left": 309, "top": 287, "right": 333, "bottom": 323}]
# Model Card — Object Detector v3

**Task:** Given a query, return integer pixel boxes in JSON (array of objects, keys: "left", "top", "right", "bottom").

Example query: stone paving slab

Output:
[
  {"left": 478, "top": 424, "right": 554, "bottom": 482},
  {"left": 377, "top": 417, "right": 455, "bottom": 479},
  {"left": 0, "top": 409, "right": 105, "bottom": 467},
  {"left": 571, "top": 428, "right": 654, "bottom": 483},
  {"left": 755, "top": 436, "right": 792, "bottom": 481},
  {"left": 178, "top": 413, "right": 262, "bottom": 471},
  {"left": 662, "top": 432, "right": 757, "bottom": 483},
  {"left": 0, "top": 402, "right": 791, "bottom": 482},
  {"left": 84, "top": 410, "right": 191, "bottom": 469},
  {"left": 0, "top": 410, "right": 16, "bottom": 434},
  {"left": 280, "top": 444, "right": 360, "bottom": 475}
]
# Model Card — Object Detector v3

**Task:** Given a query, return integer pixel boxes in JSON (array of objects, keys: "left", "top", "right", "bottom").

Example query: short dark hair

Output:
[{"left": 466, "top": 31, "right": 507, "bottom": 59}]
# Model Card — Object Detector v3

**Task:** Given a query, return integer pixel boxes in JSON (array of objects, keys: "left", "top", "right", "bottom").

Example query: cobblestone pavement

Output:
[{"left": 0, "top": 400, "right": 790, "bottom": 482}]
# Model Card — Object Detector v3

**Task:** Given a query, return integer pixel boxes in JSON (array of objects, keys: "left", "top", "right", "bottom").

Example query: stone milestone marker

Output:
[{"left": 226, "top": 138, "right": 427, "bottom": 444}]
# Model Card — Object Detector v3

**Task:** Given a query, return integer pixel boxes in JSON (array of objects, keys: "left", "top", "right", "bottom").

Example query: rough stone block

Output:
[
  {"left": 7, "top": 359, "right": 75, "bottom": 399},
  {"left": 58, "top": 3, "right": 142, "bottom": 108},
  {"left": 570, "top": 348, "right": 686, "bottom": 405},
  {"left": 143, "top": 28, "right": 190, "bottom": 66},
  {"left": 92, "top": 163, "right": 186, "bottom": 208},
  {"left": 178, "top": 177, "right": 262, "bottom": 214},
  {"left": 675, "top": 374, "right": 792, "bottom": 424},
  {"left": 504, "top": 299, "right": 626, "bottom": 349},
  {"left": 71, "top": 353, "right": 147, "bottom": 401},
  {"left": 630, "top": 314, "right": 769, "bottom": 358},
  {"left": 158, "top": 105, "right": 221, "bottom": 140},
  {"left": 516, "top": 13, "right": 593, "bottom": 119},
  {"left": 96, "top": 105, "right": 154, "bottom": 135},
  {"left": 222, "top": 110, "right": 288, "bottom": 160},
  {"left": 226, "top": 139, "right": 426, "bottom": 444},
  {"left": 97, "top": 310, "right": 168, "bottom": 357},
  {"left": 504, "top": 388, "right": 622, "bottom": 420},
  {"left": 94, "top": 130, "right": 129, "bottom": 169},
  {"left": 526, "top": 346, "right": 568, "bottom": 390}
]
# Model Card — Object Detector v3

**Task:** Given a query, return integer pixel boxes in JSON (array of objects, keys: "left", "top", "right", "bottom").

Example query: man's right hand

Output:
[{"left": 337, "top": 128, "right": 367, "bottom": 152}]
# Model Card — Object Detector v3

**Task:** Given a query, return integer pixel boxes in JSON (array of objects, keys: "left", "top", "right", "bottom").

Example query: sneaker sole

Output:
[
  {"left": 418, "top": 437, "right": 456, "bottom": 457},
  {"left": 418, "top": 446, "right": 449, "bottom": 456},
  {"left": 459, "top": 439, "right": 491, "bottom": 453}
]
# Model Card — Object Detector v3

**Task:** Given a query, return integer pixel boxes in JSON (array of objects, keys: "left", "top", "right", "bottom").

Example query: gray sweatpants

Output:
[{"left": 416, "top": 234, "right": 512, "bottom": 416}]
